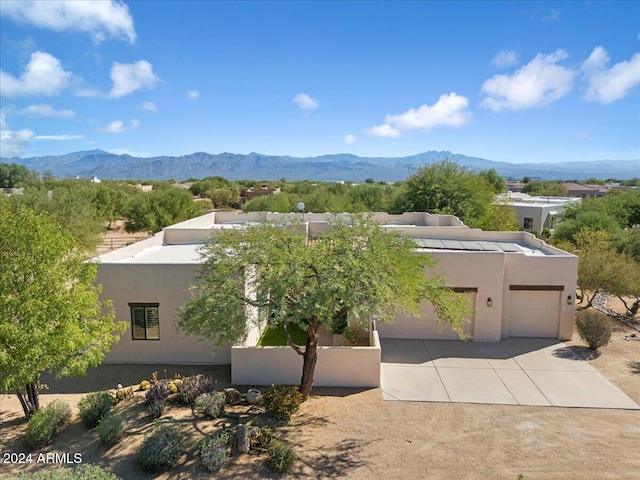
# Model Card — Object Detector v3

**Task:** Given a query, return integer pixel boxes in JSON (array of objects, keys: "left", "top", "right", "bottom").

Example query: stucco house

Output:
[
  {"left": 496, "top": 192, "right": 582, "bottom": 235},
  {"left": 96, "top": 211, "right": 578, "bottom": 380}
]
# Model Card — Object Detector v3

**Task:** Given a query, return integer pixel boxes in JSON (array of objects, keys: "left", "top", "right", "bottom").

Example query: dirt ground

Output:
[
  {"left": 1, "top": 306, "right": 639, "bottom": 480},
  {"left": 96, "top": 221, "right": 151, "bottom": 255}
]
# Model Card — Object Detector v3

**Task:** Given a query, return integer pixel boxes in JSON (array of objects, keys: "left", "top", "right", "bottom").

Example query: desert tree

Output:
[
  {"left": 398, "top": 160, "right": 495, "bottom": 227},
  {"left": 179, "top": 215, "right": 470, "bottom": 400},
  {"left": 0, "top": 202, "right": 125, "bottom": 418}
]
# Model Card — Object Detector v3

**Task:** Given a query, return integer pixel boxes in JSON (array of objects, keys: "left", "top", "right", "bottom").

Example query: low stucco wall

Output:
[{"left": 231, "top": 330, "right": 381, "bottom": 387}]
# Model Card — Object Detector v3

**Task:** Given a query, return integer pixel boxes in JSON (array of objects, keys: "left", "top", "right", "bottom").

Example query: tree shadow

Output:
[
  {"left": 292, "top": 438, "right": 372, "bottom": 478},
  {"left": 552, "top": 345, "right": 599, "bottom": 361},
  {"left": 628, "top": 361, "right": 640, "bottom": 375}
]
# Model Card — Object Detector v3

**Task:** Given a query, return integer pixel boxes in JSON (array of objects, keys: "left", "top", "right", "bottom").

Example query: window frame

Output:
[
  {"left": 523, "top": 217, "right": 534, "bottom": 230},
  {"left": 129, "top": 303, "right": 160, "bottom": 341}
]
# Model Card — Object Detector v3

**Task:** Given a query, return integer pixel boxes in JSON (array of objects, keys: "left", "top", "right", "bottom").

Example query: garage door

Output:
[
  {"left": 378, "top": 292, "right": 475, "bottom": 340},
  {"left": 509, "top": 290, "right": 561, "bottom": 337}
]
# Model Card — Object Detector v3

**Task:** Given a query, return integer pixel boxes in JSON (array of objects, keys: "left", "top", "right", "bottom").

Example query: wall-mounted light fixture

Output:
[
  {"left": 567, "top": 295, "right": 573, "bottom": 305},
  {"left": 487, "top": 297, "right": 492, "bottom": 307}
]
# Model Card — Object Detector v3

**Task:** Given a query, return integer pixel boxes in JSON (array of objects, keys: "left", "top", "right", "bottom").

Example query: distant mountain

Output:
[{"left": 2, "top": 150, "right": 638, "bottom": 181}]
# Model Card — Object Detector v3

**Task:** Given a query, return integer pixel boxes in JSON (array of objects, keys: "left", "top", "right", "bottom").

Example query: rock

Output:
[
  {"left": 224, "top": 387, "right": 241, "bottom": 405},
  {"left": 246, "top": 388, "right": 263, "bottom": 405},
  {"left": 236, "top": 425, "right": 250, "bottom": 453}
]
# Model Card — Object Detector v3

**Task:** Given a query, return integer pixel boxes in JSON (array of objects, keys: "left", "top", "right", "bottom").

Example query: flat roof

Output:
[{"left": 110, "top": 244, "right": 203, "bottom": 264}]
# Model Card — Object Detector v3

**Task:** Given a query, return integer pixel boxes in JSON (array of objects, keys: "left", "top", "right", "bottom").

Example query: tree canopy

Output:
[
  {"left": 0, "top": 202, "right": 125, "bottom": 418},
  {"left": 179, "top": 215, "right": 470, "bottom": 399},
  {"left": 398, "top": 160, "right": 495, "bottom": 226},
  {"left": 125, "top": 188, "right": 208, "bottom": 233}
]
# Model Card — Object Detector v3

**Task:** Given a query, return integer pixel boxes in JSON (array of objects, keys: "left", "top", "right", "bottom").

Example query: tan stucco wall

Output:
[
  {"left": 378, "top": 251, "right": 506, "bottom": 341},
  {"left": 98, "top": 263, "right": 230, "bottom": 364},
  {"left": 502, "top": 254, "right": 578, "bottom": 340},
  {"left": 231, "top": 331, "right": 381, "bottom": 387}
]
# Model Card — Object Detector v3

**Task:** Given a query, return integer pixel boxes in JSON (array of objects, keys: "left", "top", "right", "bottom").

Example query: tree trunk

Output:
[
  {"left": 619, "top": 296, "right": 640, "bottom": 317},
  {"left": 299, "top": 316, "right": 319, "bottom": 401},
  {"left": 16, "top": 380, "right": 40, "bottom": 419}
]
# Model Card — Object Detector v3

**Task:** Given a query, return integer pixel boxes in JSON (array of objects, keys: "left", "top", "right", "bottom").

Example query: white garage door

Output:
[
  {"left": 378, "top": 292, "right": 475, "bottom": 340},
  {"left": 509, "top": 290, "right": 561, "bottom": 337}
]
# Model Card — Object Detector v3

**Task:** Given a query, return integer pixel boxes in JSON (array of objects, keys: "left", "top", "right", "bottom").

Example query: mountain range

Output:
[{"left": 2, "top": 150, "right": 638, "bottom": 181}]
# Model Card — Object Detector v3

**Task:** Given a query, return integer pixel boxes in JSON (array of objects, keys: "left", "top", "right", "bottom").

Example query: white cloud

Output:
[
  {"left": 0, "top": 51, "right": 73, "bottom": 98},
  {"left": 19, "top": 103, "right": 75, "bottom": 118},
  {"left": 344, "top": 134, "right": 356, "bottom": 145},
  {"left": 0, "top": 113, "right": 34, "bottom": 157},
  {"left": 293, "top": 93, "right": 319, "bottom": 111},
  {"left": 109, "top": 60, "right": 159, "bottom": 98},
  {"left": 574, "top": 131, "right": 589, "bottom": 140},
  {"left": 367, "top": 93, "right": 471, "bottom": 138},
  {"left": 186, "top": 90, "right": 200, "bottom": 100},
  {"left": 366, "top": 124, "right": 401, "bottom": 138},
  {"left": 581, "top": 47, "right": 640, "bottom": 104},
  {"left": 492, "top": 50, "right": 518, "bottom": 68},
  {"left": 75, "top": 88, "right": 100, "bottom": 98},
  {"left": 34, "top": 134, "right": 83, "bottom": 140},
  {"left": 99, "top": 120, "right": 126, "bottom": 133},
  {"left": 480, "top": 49, "right": 575, "bottom": 111},
  {"left": 140, "top": 101, "right": 158, "bottom": 112},
  {"left": 0, "top": 0, "right": 136, "bottom": 44},
  {"left": 130, "top": 118, "right": 140, "bottom": 129}
]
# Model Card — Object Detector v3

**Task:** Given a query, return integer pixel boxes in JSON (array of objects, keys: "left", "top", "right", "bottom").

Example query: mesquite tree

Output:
[
  {"left": 179, "top": 215, "right": 469, "bottom": 400},
  {"left": 0, "top": 202, "right": 125, "bottom": 419}
]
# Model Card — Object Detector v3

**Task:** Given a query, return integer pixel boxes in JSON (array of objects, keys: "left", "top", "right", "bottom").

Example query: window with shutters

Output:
[{"left": 130, "top": 304, "right": 160, "bottom": 340}]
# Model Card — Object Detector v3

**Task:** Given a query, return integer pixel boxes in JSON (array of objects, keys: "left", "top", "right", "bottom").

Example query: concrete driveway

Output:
[{"left": 381, "top": 338, "right": 639, "bottom": 409}]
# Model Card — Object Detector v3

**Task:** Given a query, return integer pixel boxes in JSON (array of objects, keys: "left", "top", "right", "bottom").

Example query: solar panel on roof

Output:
[
  {"left": 498, "top": 243, "right": 521, "bottom": 252},
  {"left": 441, "top": 240, "right": 464, "bottom": 249}
]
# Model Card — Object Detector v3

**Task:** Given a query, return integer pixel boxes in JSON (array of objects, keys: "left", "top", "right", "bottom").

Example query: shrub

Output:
[
  {"left": 46, "top": 399, "right": 72, "bottom": 430},
  {"left": 251, "top": 426, "right": 276, "bottom": 451},
  {"left": 177, "top": 375, "right": 216, "bottom": 405},
  {"left": 139, "top": 380, "right": 151, "bottom": 391},
  {"left": 146, "top": 383, "right": 170, "bottom": 418},
  {"left": 194, "top": 392, "right": 226, "bottom": 419},
  {"left": 138, "top": 422, "right": 183, "bottom": 473},
  {"left": 198, "top": 429, "right": 234, "bottom": 473},
  {"left": 267, "top": 439, "right": 295, "bottom": 474},
  {"left": 168, "top": 382, "right": 178, "bottom": 394},
  {"left": 96, "top": 413, "right": 125, "bottom": 447},
  {"left": 576, "top": 310, "right": 612, "bottom": 351},
  {"left": 264, "top": 385, "right": 303, "bottom": 421},
  {"left": 172, "top": 378, "right": 184, "bottom": 388},
  {"left": 25, "top": 400, "right": 71, "bottom": 449},
  {"left": 78, "top": 392, "right": 114, "bottom": 429},
  {"left": 15, "top": 463, "right": 121, "bottom": 479}
]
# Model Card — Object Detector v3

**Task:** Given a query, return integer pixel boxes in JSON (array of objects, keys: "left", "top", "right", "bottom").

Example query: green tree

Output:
[
  {"left": 178, "top": 215, "right": 470, "bottom": 400},
  {"left": 207, "top": 186, "right": 240, "bottom": 208},
  {"left": 476, "top": 202, "right": 520, "bottom": 231},
  {"left": 92, "top": 185, "right": 131, "bottom": 228},
  {"left": 124, "top": 188, "right": 207, "bottom": 233},
  {"left": 0, "top": 202, "right": 125, "bottom": 418},
  {"left": 521, "top": 181, "right": 568, "bottom": 197},
  {"left": 572, "top": 228, "right": 638, "bottom": 311},
  {"left": 554, "top": 209, "right": 621, "bottom": 244},
  {"left": 0, "top": 163, "right": 34, "bottom": 188},
  {"left": 399, "top": 160, "right": 494, "bottom": 226},
  {"left": 478, "top": 169, "right": 507, "bottom": 193}
]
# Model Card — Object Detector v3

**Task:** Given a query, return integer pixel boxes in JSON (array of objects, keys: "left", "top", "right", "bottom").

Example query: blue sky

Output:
[{"left": 1, "top": 1, "right": 639, "bottom": 164}]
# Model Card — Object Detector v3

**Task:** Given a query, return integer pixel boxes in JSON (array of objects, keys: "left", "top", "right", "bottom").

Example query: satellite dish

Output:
[{"left": 296, "top": 202, "right": 305, "bottom": 212}]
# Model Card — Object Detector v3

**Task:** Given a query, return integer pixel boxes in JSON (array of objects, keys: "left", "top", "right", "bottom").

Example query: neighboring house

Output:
[
  {"left": 95, "top": 211, "right": 578, "bottom": 367},
  {"left": 496, "top": 193, "right": 582, "bottom": 234},
  {"left": 135, "top": 184, "right": 154, "bottom": 192},
  {"left": 1, "top": 187, "right": 24, "bottom": 196},
  {"left": 239, "top": 185, "right": 280, "bottom": 203},
  {"left": 563, "top": 182, "right": 608, "bottom": 198}
]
